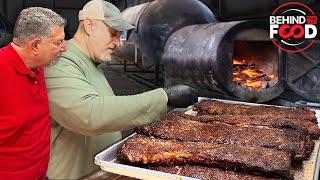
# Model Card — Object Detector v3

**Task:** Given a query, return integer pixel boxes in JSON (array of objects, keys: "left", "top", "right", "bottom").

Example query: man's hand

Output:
[{"left": 164, "top": 84, "right": 198, "bottom": 108}]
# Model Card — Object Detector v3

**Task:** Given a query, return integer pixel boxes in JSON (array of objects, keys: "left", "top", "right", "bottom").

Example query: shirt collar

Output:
[{"left": 8, "top": 43, "right": 40, "bottom": 78}]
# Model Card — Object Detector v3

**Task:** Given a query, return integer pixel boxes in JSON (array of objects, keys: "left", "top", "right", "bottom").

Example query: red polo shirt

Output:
[{"left": 0, "top": 44, "right": 50, "bottom": 179}]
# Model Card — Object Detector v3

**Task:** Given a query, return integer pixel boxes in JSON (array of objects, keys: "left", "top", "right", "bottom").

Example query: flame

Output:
[
  {"left": 241, "top": 69, "right": 264, "bottom": 78},
  {"left": 243, "top": 80, "right": 262, "bottom": 90},
  {"left": 233, "top": 59, "right": 247, "bottom": 65},
  {"left": 233, "top": 59, "right": 276, "bottom": 90}
]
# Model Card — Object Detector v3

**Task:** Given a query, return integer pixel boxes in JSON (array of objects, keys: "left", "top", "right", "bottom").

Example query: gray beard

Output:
[{"left": 97, "top": 53, "right": 112, "bottom": 63}]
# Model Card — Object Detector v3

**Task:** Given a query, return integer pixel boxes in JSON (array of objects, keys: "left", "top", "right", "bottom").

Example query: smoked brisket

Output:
[
  {"left": 136, "top": 114, "right": 313, "bottom": 160},
  {"left": 175, "top": 112, "right": 320, "bottom": 139},
  {"left": 193, "top": 100, "right": 317, "bottom": 124},
  {"left": 119, "top": 134, "right": 292, "bottom": 178}
]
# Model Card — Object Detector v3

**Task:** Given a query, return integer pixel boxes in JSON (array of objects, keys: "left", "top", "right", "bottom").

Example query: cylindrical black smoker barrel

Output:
[
  {"left": 137, "top": 0, "right": 215, "bottom": 63},
  {"left": 111, "top": 3, "right": 150, "bottom": 62},
  {"left": 163, "top": 21, "right": 285, "bottom": 102}
]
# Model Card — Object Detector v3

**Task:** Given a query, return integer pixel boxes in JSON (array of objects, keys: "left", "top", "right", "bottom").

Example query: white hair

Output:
[{"left": 13, "top": 7, "right": 66, "bottom": 45}]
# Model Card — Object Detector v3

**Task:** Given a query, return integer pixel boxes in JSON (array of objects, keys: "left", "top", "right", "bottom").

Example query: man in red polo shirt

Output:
[{"left": 0, "top": 7, "right": 66, "bottom": 179}]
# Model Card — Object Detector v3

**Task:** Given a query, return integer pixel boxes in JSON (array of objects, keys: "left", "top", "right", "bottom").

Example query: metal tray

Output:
[
  {"left": 95, "top": 98, "right": 320, "bottom": 180},
  {"left": 94, "top": 133, "right": 197, "bottom": 180}
]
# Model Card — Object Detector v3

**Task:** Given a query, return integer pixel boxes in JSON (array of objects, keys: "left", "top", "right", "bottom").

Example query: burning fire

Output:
[
  {"left": 233, "top": 59, "right": 275, "bottom": 90},
  {"left": 233, "top": 59, "right": 247, "bottom": 65}
]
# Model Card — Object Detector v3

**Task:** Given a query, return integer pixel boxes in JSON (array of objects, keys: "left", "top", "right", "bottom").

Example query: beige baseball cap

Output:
[{"left": 79, "top": 0, "right": 135, "bottom": 31}]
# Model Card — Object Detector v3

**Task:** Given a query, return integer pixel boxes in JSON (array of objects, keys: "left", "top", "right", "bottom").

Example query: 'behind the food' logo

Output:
[{"left": 269, "top": 2, "right": 318, "bottom": 53}]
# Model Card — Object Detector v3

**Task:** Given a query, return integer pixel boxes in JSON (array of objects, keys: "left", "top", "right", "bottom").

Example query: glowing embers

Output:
[{"left": 233, "top": 58, "right": 276, "bottom": 90}]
